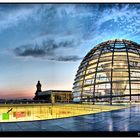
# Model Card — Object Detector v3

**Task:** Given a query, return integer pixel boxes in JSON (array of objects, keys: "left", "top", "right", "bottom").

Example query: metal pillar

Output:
[
  {"left": 80, "top": 60, "right": 90, "bottom": 104},
  {"left": 123, "top": 40, "right": 132, "bottom": 103},
  {"left": 93, "top": 46, "right": 104, "bottom": 104},
  {"left": 110, "top": 40, "right": 116, "bottom": 105}
]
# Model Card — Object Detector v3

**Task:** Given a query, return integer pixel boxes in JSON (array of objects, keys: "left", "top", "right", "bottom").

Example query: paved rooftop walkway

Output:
[{"left": 0, "top": 105, "right": 140, "bottom": 131}]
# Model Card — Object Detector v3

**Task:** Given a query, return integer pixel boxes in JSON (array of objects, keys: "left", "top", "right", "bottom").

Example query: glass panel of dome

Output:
[
  {"left": 86, "top": 69, "right": 96, "bottom": 74},
  {"left": 100, "top": 55, "right": 112, "bottom": 59}
]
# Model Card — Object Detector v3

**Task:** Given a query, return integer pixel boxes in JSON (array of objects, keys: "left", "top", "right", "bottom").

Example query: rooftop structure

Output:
[{"left": 73, "top": 39, "right": 140, "bottom": 104}]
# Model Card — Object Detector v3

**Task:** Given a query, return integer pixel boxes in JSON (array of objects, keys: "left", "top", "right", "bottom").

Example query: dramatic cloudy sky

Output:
[{"left": 1, "top": 3, "right": 140, "bottom": 99}]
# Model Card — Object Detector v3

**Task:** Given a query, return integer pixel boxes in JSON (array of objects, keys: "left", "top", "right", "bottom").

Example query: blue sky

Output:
[{"left": 1, "top": 3, "right": 140, "bottom": 99}]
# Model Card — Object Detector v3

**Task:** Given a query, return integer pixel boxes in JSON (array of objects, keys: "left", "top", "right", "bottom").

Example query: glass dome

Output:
[{"left": 72, "top": 39, "right": 140, "bottom": 104}]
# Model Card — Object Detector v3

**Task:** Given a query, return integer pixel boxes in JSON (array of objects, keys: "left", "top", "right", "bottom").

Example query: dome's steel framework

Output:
[{"left": 73, "top": 39, "right": 140, "bottom": 105}]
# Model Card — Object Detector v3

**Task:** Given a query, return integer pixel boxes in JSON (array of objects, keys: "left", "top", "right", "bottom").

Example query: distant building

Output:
[{"left": 33, "top": 81, "right": 72, "bottom": 103}]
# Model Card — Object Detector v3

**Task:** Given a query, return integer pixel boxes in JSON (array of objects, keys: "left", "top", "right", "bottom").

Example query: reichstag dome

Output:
[{"left": 73, "top": 39, "right": 140, "bottom": 104}]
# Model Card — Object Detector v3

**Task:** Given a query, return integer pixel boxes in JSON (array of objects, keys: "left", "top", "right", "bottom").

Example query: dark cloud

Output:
[
  {"left": 14, "top": 47, "right": 46, "bottom": 57},
  {"left": 13, "top": 39, "right": 81, "bottom": 62},
  {"left": 51, "top": 56, "right": 82, "bottom": 62},
  {"left": 42, "top": 39, "right": 75, "bottom": 50}
]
